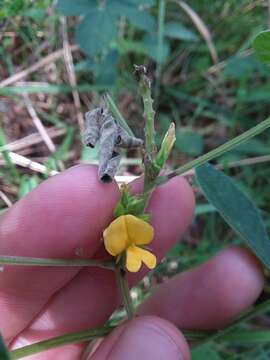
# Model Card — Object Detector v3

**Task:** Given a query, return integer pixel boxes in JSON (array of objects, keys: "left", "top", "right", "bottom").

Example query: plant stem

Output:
[
  {"left": 134, "top": 65, "right": 158, "bottom": 200},
  {"left": 192, "top": 299, "right": 270, "bottom": 351},
  {"left": 141, "top": 78, "right": 156, "bottom": 160},
  {"left": 0, "top": 256, "right": 115, "bottom": 270},
  {"left": 9, "top": 300, "right": 270, "bottom": 359},
  {"left": 115, "top": 264, "right": 134, "bottom": 320},
  {"left": 154, "top": 0, "right": 166, "bottom": 106},
  {"left": 10, "top": 326, "right": 113, "bottom": 359},
  {"left": 104, "top": 93, "right": 134, "bottom": 137},
  {"left": 156, "top": 117, "right": 270, "bottom": 185}
]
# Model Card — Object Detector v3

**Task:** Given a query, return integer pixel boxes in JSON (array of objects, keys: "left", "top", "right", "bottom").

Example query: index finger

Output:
[{"left": 0, "top": 165, "right": 120, "bottom": 342}]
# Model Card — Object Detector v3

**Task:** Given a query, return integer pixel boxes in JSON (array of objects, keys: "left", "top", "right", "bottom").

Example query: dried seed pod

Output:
[
  {"left": 116, "top": 127, "right": 143, "bottom": 149},
  {"left": 83, "top": 108, "right": 103, "bottom": 148},
  {"left": 83, "top": 107, "right": 143, "bottom": 183}
]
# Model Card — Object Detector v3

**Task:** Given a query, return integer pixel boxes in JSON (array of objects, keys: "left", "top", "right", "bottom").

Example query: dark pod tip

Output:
[{"left": 100, "top": 174, "right": 113, "bottom": 183}]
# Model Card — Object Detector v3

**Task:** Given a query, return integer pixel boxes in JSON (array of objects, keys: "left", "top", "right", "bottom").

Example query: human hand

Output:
[{"left": 0, "top": 166, "right": 264, "bottom": 359}]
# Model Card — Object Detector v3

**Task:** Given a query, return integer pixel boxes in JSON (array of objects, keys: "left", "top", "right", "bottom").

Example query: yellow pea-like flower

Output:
[{"left": 103, "top": 215, "right": 157, "bottom": 273}]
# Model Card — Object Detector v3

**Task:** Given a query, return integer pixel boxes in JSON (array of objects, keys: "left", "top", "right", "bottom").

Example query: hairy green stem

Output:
[
  {"left": 116, "top": 264, "right": 134, "bottom": 320},
  {"left": 8, "top": 300, "right": 270, "bottom": 359},
  {"left": 156, "top": 117, "right": 270, "bottom": 185},
  {"left": 135, "top": 66, "right": 159, "bottom": 199},
  {"left": 0, "top": 256, "right": 115, "bottom": 270},
  {"left": 10, "top": 326, "right": 113, "bottom": 359},
  {"left": 141, "top": 81, "right": 156, "bottom": 160},
  {"left": 192, "top": 299, "right": 270, "bottom": 351}
]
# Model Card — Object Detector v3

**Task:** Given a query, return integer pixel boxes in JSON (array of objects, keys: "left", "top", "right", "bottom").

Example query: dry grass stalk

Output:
[
  {"left": 174, "top": 0, "right": 219, "bottom": 64},
  {"left": 0, "top": 45, "right": 79, "bottom": 88},
  {"left": 61, "top": 17, "right": 84, "bottom": 133}
]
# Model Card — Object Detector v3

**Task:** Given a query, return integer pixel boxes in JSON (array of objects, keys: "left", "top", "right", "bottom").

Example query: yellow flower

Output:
[{"left": 103, "top": 215, "right": 157, "bottom": 272}]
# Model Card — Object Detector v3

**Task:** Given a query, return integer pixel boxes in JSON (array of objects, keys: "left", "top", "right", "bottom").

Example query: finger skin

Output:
[
  {"left": 139, "top": 246, "right": 264, "bottom": 329},
  {"left": 91, "top": 316, "right": 190, "bottom": 360},
  {"left": 11, "top": 175, "right": 195, "bottom": 346},
  {"left": 0, "top": 165, "right": 120, "bottom": 342}
]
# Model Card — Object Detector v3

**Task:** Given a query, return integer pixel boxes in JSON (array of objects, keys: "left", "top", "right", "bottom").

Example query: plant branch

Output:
[
  {"left": 139, "top": 72, "right": 156, "bottom": 159},
  {"left": 115, "top": 264, "right": 134, "bottom": 320},
  {"left": 192, "top": 299, "right": 270, "bottom": 351},
  {"left": 0, "top": 256, "right": 115, "bottom": 270},
  {"left": 134, "top": 65, "right": 159, "bottom": 200},
  {"left": 156, "top": 117, "right": 270, "bottom": 185},
  {"left": 8, "top": 299, "right": 270, "bottom": 359},
  {"left": 10, "top": 326, "right": 113, "bottom": 359}
]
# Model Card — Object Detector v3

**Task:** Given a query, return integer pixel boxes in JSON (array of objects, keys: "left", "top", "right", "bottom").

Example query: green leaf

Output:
[
  {"left": 175, "top": 131, "right": 204, "bottom": 156},
  {"left": 164, "top": 22, "right": 198, "bottom": 41},
  {"left": 196, "top": 163, "right": 270, "bottom": 269},
  {"left": 253, "top": 30, "right": 270, "bottom": 64},
  {"left": 123, "top": 8, "right": 155, "bottom": 31},
  {"left": 143, "top": 33, "right": 170, "bottom": 63},
  {"left": 224, "top": 55, "right": 264, "bottom": 78},
  {"left": 192, "top": 345, "right": 221, "bottom": 360},
  {"left": 56, "top": 0, "right": 96, "bottom": 16},
  {"left": 0, "top": 335, "right": 10, "bottom": 360},
  {"left": 75, "top": 9, "right": 117, "bottom": 55},
  {"left": 23, "top": 8, "right": 46, "bottom": 21},
  {"left": 125, "top": 0, "right": 155, "bottom": 5},
  {"left": 117, "top": 38, "right": 149, "bottom": 56}
]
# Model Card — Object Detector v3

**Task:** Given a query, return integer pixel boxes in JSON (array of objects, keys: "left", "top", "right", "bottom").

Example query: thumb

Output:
[{"left": 89, "top": 316, "right": 190, "bottom": 360}]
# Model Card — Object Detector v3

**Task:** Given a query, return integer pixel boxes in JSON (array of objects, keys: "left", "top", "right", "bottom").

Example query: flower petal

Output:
[
  {"left": 103, "top": 216, "right": 129, "bottom": 256},
  {"left": 126, "top": 245, "right": 142, "bottom": 272},
  {"left": 134, "top": 246, "right": 157, "bottom": 270},
  {"left": 125, "top": 215, "right": 154, "bottom": 246}
]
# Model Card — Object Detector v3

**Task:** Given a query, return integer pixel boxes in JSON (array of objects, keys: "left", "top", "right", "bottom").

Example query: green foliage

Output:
[
  {"left": 75, "top": 8, "right": 117, "bottom": 56},
  {"left": 56, "top": 0, "right": 199, "bottom": 80},
  {"left": 0, "top": 0, "right": 25, "bottom": 18},
  {"left": 57, "top": 0, "right": 156, "bottom": 57},
  {"left": 196, "top": 163, "right": 270, "bottom": 269},
  {"left": 175, "top": 131, "right": 204, "bottom": 156},
  {"left": 164, "top": 22, "right": 198, "bottom": 41},
  {"left": 0, "top": 0, "right": 50, "bottom": 19},
  {"left": 192, "top": 345, "right": 221, "bottom": 360},
  {"left": 253, "top": 30, "right": 270, "bottom": 64}
]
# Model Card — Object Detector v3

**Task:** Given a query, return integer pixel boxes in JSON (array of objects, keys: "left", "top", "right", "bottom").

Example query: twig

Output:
[
  {"left": 0, "top": 45, "right": 79, "bottom": 88},
  {"left": 61, "top": 17, "right": 84, "bottom": 133},
  {"left": 173, "top": 0, "right": 218, "bottom": 64},
  {"left": 218, "top": 154, "right": 270, "bottom": 170},
  {"left": 207, "top": 49, "right": 253, "bottom": 75},
  {"left": 0, "top": 127, "right": 66, "bottom": 153},
  {"left": 0, "top": 191, "right": 12, "bottom": 208},
  {"left": 0, "top": 151, "right": 58, "bottom": 176},
  {"left": 23, "top": 95, "right": 56, "bottom": 154},
  {"left": 23, "top": 94, "right": 65, "bottom": 171}
]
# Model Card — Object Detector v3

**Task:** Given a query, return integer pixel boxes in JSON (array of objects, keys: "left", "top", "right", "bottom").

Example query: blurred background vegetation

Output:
[{"left": 1, "top": 0, "right": 270, "bottom": 358}]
